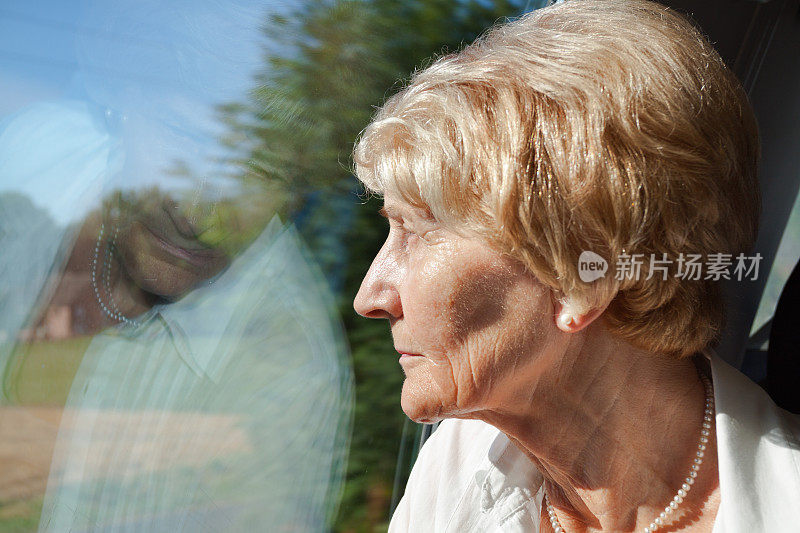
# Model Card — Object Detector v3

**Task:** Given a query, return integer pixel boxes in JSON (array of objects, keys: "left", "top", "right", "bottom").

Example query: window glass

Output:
[
  {"left": 0, "top": 2, "right": 353, "bottom": 531},
  {"left": 750, "top": 190, "right": 800, "bottom": 343}
]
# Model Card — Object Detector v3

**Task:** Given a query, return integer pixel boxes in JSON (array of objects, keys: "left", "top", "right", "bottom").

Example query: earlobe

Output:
[
  {"left": 554, "top": 300, "right": 609, "bottom": 333},
  {"left": 557, "top": 313, "right": 575, "bottom": 331}
]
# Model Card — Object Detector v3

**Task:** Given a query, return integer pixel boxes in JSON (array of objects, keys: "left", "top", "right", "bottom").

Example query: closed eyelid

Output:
[{"left": 380, "top": 205, "right": 440, "bottom": 244}]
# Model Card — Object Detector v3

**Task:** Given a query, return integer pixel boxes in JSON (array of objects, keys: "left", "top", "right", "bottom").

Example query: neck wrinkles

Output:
[{"left": 475, "top": 325, "right": 718, "bottom": 532}]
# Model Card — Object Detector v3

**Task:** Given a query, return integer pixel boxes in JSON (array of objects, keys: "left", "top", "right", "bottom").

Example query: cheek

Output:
[
  {"left": 442, "top": 264, "right": 554, "bottom": 387},
  {"left": 447, "top": 266, "right": 515, "bottom": 344},
  {"left": 406, "top": 250, "right": 522, "bottom": 355},
  {"left": 401, "top": 242, "right": 531, "bottom": 350},
  {"left": 399, "top": 246, "right": 474, "bottom": 354},
  {"left": 397, "top": 235, "right": 558, "bottom": 411}
]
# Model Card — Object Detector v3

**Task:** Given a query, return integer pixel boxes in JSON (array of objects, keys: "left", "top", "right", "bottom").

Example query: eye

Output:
[
  {"left": 410, "top": 222, "right": 441, "bottom": 244},
  {"left": 385, "top": 221, "right": 411, "bottom": 246},
  {"left": 387, "top": 217, "right": 436, "bottom": 248},
  {"left": 402, "top": 224, "right": 428, "bottom": 244}
]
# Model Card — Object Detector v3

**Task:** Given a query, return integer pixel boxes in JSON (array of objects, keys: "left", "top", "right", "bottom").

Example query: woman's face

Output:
[
  {"left": 354, "top": 195, "right": 564, "bottom": 423},
  {"left": 112, "top": 192, "right": 232, "bottom": 299}
]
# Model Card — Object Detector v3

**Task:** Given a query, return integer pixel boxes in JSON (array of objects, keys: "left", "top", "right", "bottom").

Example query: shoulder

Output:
[
  {"left": 711, "top": 352, "right": 800, "bottom": 444},
  {"left": 389, "top": 418, "right": 498, "bottom": 528},
  {"left": 389, "top": 418, "right": 542, "bottom": 533},
  {"left": 710, "top": 353, "right": 800, "bottom": 532}
]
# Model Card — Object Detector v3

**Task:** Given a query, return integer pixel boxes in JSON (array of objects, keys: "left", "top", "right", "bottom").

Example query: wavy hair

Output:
[{"left": 353, "top": 0, "right": 760, "bottom": 358}]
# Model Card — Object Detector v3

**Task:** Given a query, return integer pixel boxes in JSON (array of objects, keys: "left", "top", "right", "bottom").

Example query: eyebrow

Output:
[{"left": 378, "top": 205, "right": 402, "bottom": 220}]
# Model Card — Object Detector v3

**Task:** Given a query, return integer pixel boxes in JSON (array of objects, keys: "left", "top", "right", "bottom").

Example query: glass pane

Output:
[
  {"left": 0, "top": 2, "right": 353, "bottom": 531},
  {"left": 750, "top": 189, "right": 800, "bottom": 342}
]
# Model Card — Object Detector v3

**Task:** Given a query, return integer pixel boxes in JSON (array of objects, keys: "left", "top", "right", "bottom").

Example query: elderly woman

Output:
[{"left": 353, "top": 1, "right": 800, "bottom": 532}]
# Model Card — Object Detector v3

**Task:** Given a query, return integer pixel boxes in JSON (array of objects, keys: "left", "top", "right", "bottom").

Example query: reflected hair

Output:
[{"left": 353, "top": 0, "right": 760, "bottom": 358}]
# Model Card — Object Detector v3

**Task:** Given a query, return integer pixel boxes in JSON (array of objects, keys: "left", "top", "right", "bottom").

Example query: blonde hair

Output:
[{"left": 353, "top": 0, "right": 760, "bottom": 358}]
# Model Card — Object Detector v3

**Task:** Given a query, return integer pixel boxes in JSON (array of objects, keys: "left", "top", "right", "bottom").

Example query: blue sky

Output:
[
  {"left": 0, "top": 0, "right": 295, "bottom": 224},
  {"left": 0, "top": 3, "right": 78, "bottom": 116}
]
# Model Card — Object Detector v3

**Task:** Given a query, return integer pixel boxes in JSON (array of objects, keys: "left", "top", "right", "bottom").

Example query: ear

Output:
[{"left": 553, "top": 297, "right": 609, "bottom": 334}]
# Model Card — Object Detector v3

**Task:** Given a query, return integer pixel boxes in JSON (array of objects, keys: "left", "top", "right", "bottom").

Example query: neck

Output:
[
  {"left": 106, "top": 260, "right": 153, "bottom": 323},
  {"left": 475, "top": 321, "right": 718, "bottom": 532}
]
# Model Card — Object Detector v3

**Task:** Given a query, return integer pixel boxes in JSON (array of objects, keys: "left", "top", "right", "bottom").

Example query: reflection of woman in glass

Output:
[
  {"left": 0, "top": 101, "right": 352, "bottom": 532},
  {"left": 0, "top": 1, "right": 353, "bottom": 530}
]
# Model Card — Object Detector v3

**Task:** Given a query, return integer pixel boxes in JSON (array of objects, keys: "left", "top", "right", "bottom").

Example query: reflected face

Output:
[
  {"left": 113, "top": 194, "right": 231, "bottom": 299},
  {"left": 353, "top": 196, "right": 561, "bottom": 423}
]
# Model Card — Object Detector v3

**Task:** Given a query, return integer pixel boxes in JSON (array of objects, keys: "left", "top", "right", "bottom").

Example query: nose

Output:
[{"left": 353, "top": 247, "right": 403, "bottom": 320}]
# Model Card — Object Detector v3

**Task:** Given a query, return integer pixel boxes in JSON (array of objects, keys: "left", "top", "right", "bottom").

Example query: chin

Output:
[
  {"left": 400, "top": 388, "right": 445, "bottom": 425},
  {"left": 138, "top": 272, "right": 201, "bottom": 299},
  {"left": 125, "top": 260, "right": 204, "bottom": 300}
]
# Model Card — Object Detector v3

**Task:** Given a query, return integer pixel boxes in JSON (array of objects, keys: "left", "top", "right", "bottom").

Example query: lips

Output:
[{"left": 137, "top": 219, "right": 225, "bottom": 268}]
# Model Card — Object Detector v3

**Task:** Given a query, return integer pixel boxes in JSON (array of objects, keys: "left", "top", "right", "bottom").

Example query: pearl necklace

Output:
[
  {"left": 91, "top": 222, "right": 139, "bottom": 327},
  {"left": 544, "top": 372, "right": 714, "bottom": 533}
]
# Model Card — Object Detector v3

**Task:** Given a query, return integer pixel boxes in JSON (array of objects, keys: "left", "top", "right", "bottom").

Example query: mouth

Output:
[
  {"left": 397, "top": 351, "right": 423, "bottom": 359},
  {"left": 139, "top": 221, "right": 224, "bottom": 268}
]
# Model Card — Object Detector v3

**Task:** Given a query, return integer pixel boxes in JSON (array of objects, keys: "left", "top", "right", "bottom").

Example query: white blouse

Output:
[{"left": 389, "top": 351, "right": 800, "bottom": 532}]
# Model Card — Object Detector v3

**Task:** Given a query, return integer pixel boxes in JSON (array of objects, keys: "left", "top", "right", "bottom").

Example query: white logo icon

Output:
[{"left": 578, "top": 251, "right": 608, "bottom": 282}]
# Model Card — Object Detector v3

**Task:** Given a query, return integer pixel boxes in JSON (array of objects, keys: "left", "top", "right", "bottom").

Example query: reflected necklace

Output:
[
  {"left": 544, "top": 372, "right": 714, "bottom": 533},
  {"left": 91, "top": 222, "right": 138, "bottom": 326}
]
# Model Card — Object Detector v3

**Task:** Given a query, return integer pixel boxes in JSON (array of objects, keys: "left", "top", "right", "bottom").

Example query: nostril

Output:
[
  {"left": 353, "top": 292, "right": 401, "bottom": 320},
  {"left": 362, "top": 309, "right": 391, "bottom": 320}
]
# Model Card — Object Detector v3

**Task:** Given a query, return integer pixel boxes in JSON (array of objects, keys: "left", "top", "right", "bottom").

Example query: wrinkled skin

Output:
[{"left": 353, "top": 195, "right": 564, "bottom": 424}]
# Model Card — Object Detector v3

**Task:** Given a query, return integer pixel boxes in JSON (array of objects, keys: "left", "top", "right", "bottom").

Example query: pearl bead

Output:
[
  {"left": 670, "top": 501, "right": 679, "bottom": 509},
  {"left": 678, "top": 489, "right": 687, "bottom": 497},
  {"left": 655, "top": 517, "right": 663, "bottom": 526}
]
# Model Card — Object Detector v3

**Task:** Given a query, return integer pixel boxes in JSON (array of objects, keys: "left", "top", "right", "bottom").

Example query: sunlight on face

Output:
[{"left": 354, "top": 195, "right": 561, "bottom": 423}]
